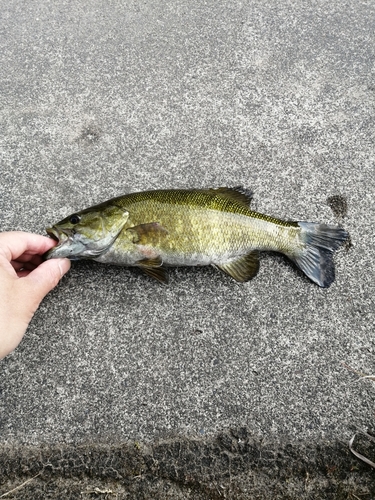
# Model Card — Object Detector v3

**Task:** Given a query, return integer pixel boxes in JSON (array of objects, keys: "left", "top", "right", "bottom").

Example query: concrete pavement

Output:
[{"left": 1, "top": 0, "right": 374, "bottom": 497}]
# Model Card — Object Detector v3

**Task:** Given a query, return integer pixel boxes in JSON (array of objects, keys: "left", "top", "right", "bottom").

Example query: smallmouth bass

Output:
[{"left": 45, "top": 187, "right": 348, "bottom": 287}]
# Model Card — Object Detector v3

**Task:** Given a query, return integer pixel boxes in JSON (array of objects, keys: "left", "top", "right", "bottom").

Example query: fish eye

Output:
[{"left": 69, "top": 214, "right": 81, "bottom": 225}]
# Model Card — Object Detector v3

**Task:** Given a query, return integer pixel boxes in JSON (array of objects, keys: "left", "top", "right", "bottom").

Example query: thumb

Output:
[{"left": 24, "top": 258, "right": 71, "bottom": 307}]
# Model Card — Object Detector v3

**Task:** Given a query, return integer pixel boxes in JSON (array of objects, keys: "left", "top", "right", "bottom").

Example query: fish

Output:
[{"left": 45, "top": 187, "right": 348, "bottom": 287}]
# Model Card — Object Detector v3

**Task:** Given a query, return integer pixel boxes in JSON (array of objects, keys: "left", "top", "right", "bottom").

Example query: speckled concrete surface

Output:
[{"left": 0, "top": 0, "right": 374, "bottom": 484}]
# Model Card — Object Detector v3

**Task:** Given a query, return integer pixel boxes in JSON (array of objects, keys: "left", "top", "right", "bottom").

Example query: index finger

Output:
[{"left": 0, "top": 231, "right": 56, "bottom": 262}]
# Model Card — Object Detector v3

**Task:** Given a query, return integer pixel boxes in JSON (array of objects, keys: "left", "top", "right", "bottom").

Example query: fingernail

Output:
[{"left": 57, "top": 258, "right": 71, "bottom": 277}]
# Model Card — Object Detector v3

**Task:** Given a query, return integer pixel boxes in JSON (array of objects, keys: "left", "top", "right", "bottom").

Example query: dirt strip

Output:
[{"left": 1, "top": 428, "right": 374, "bottom": 499}]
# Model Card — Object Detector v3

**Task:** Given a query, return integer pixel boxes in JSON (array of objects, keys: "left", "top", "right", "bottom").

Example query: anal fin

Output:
[{"left": 215, "top": 251, "right": 260, "bottom": 283}]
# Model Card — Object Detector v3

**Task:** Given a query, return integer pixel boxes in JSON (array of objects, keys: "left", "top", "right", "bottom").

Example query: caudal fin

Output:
[{"left": 291, "top": 222, "right": 348, "bottom": 288}]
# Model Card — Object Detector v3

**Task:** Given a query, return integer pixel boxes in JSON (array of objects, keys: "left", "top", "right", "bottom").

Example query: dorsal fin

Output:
[{"left": 207, "top": 187, "right": 254, "bottom": 208}]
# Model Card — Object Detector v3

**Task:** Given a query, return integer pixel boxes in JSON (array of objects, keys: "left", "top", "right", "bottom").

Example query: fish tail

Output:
[{"left": 290, "top": 222, "right": 348, "bottom": 288}]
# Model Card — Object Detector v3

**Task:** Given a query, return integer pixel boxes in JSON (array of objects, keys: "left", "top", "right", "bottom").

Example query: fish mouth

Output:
[
  {"left": 45, "top": 227, "right": 70, "bottom": 259},
  {"left": 46, "top": 227, "right": 60, "bottom": 242},
  {"left": 46, "top": 226, "right": 71, "bottom": 245}
]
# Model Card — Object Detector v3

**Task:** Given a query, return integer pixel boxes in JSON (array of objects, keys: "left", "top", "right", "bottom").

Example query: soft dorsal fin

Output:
[
  {"left": 214, "top": 251, "right": 260, "bottom": 282},
  {"left": 207, "top": 186, "right": 254, "bottom": 207}
]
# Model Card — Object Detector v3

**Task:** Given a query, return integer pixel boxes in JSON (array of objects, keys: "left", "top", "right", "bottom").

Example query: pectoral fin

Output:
[
  {"left": 215, "top": 251, "right": 260, "bottom": 282},
  {"left": 127, "top": 222, "right": 169, "bottom": 245},
  {"left": 137, "top": 257, "right": 169, "bottom": 284}
]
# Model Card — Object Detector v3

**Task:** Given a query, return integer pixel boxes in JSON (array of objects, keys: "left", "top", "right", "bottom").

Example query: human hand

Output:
[{"left": 0, "top": 231, "right": 71, "bottom": 359}]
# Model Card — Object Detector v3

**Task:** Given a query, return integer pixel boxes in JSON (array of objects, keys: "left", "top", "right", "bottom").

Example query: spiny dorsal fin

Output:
[
  {"left": 214, "top": 251, "right": 260, "bottom": 282},
  {"left": 207, "top": 187, "right": 254, "bottom": 208},
  {"left": 127, "top": 222, "right": 169, "bottom": 245}
]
